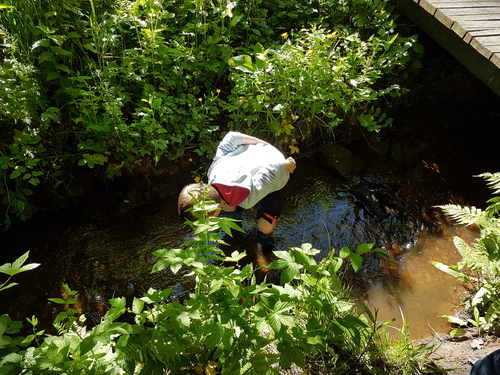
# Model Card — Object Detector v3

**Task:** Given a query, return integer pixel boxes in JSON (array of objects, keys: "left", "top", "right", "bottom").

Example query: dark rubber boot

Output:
[{"left": 256, "top": 230, "right": 275, "bottom": 253}]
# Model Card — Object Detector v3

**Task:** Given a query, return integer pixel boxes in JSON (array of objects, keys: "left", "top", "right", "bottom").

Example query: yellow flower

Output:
[
  {"left": 216, "top": 89, "right": 221, "bottom": 94},
  {"left": 194, "top": 176, "right": 201, "bottom": 183},
  {"left": 281, "top": 32, "right": 288, "bottom": 38},
  {"left": 198, "top": 97, "right": 203, "bottom": 102},
  {"left": 381, "top": 9, "right": 386, "bottom": 14}
]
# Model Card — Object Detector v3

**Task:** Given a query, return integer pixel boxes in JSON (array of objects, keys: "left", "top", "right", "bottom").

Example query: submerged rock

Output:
[{"left": 318, "top": 143, "right": 366, "bottom": 177}]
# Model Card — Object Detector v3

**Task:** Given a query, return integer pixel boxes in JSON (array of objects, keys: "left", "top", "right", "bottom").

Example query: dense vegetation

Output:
[
  {"left": 0, "top": 0, "right": 421, "bottom": 228},
  {"left": 434, "top": 173, "right": 500, "bottom": 336},
  {"left": 0, "top": 194, "right": 442, "bottom": 374}
]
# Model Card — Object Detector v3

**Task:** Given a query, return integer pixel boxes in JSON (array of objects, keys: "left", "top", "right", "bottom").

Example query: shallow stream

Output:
[
  {"left": 1, "top": 57, "right": 499, "bottom": 341},
  {"left": 0, "top": 156, "right": 482, "bottom": 340}
]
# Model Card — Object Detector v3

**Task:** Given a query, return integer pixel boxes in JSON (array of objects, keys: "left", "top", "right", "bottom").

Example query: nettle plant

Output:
[
  {"left": 227, "top": 26, "right": 421, "bottom": 151},
  {"left": 434, "top": 173, "right": 500, "bottom": 336},
  {"left": 0, "top": 192, "right": 426, "bottom": 374},
  {"left": 228, "top": 28, "right": 419, "bottom": 150}
]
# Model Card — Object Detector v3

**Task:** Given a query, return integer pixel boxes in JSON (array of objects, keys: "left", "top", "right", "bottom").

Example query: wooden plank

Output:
[
  {"left": 491, "top": 53, "right": 500, "bottom": 68},
  {"left": 435, "top": 9, "right": 455, "bottom": 27},
  {"left": 469, "top": 37, "right": 494, "bottom": 59},
  {"left": 451, "top": 21, "right": 470, "bottom": 38},
  {"left": 471, "top": 32, "right": 500, "bottom": 41},
  {"left": 427, "top": 0, "right": 500, "bottom": 5},
  {"left": 446, "top": 13, "right": 500, "bottom": 22},
  {"left": 458, "top": 20, "right": 500, "bottom": 30},
  {"left": 442, "top": 7, "right": 500, "bottom": 16},
  {"left": 419, "top": 0, "right": 438, "bottom": 15},
  {"left": 464, "top": 30, "right": 500, "bottom": 44},
  {"left": 426, "top": 2, "right": 500, "bottom": 10}
]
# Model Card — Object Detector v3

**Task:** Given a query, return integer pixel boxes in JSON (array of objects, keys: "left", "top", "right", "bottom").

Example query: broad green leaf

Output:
[
  {"left": 48, "top": 297, "right": 77, "bottom": 305},
  {"left": 432, "top": 261, "right": 470, "bottom": 282},
  {"left": 80, "top": 153, "right": 108, "bottom": 168},
  {"left": 177, "top": 312, "right": 191, "bottom": 327},
  {"left": 356, "top": 243, "right": 374, "bottom": 255},
  {"left": 56, "top": 64, "right": 71, "bottom": 74},
  {"left": 132, "top": 297, "right": 144, "bottom": 314},
  {"left": 151, "top": 98, "right": 162, "bottom": 110},
  {"left": 339, "top": 247, "right": 350, "bottom": 258},
  {"left": 292, "top": 250, "right": 313, "bottom": 266},
  {"left": 285, "top": 346, "right": 305, "bottom": 368},
  {"left": 79, "top": 336, "right": 98, "bottom": 356},
  {"left": 38, "top": 51, "right": 55, "bottom": 63},
  {"left": 281, "top": 262, "right": 300, "bottom": 284},
  {"left": 349, "top": 252, "right": 363, "bottom": 272},
  {"left": 0, "top": 252, "right": 40, "bottom": 276},
  {"left": 9, "top": 169, "right": 21, "bottom": 179},
  {"left": 224, "top": 250, "right": 246, "bottom": 262},
  {"left": 449, "top": 328, "right": 467, "bottom": 337},
  {"left": 274, "top": 250, "right": 294, "bottom": 262},
  {"left": 441, "top": 315, "right": 467, "bottom": 326},
  {"left": 51, "top": 46, "right": 73, "bottom": 55},
  {"left": 228, "top": 54, "right": 255, "bottom": 73}
]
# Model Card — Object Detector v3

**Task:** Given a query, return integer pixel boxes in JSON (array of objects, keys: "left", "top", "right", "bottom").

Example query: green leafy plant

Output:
[
  {"left": 227, "top": 8, "right": 421, "bottom": 149},
  {"left": 0, "top": 251, "right": 40, "bottom": 292},
  {"left": 0, "top": 189, "right": 438, "bottom": 374},
  {"left": 433, "top": 172, "right": 500, "bottom": 335}
]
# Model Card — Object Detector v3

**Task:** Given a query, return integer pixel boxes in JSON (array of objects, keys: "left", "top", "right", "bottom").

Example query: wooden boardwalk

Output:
[{"left": 398, "top": 0, "right": 500, "bottom": 95}]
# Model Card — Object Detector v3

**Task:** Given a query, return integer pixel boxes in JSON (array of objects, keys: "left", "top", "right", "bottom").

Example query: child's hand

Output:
[{"left": 284, "top": 157, "right": 296, "bottom": 173}]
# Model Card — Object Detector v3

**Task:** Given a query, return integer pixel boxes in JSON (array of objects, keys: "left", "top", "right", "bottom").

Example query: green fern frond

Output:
[
  {"left": 454, "top": 237, "right": 489, "bottom": 273},
  {"left": 437, "top": 204, "right": 487, "bottom": 226},
  {"left": 453, "top": 236, "right": 475, "bottom": 258},
  {"left": 478, "top": 173, "right": 500, "bottom": 196},
  {"left": 486, "top": 197, "right": 500, "bottom": 217}
]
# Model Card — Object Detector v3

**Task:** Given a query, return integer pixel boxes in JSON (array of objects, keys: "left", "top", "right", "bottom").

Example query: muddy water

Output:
[{"left": 0, "top": 156, "right": 479, "bottom": 340}]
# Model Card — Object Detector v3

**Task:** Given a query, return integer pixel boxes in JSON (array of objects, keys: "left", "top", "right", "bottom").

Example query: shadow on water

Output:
[{"left": 0, "top": 156, "right": 479, "bottom": 341}]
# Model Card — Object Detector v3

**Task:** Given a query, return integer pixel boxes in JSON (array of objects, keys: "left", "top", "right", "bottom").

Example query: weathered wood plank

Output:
[
  {"left": 470, "top": 30, "right": 500, "bottom": 39},
  {"left": 442, "top": 7, "right": 500, "bottom": 16},
  {"left": 435, "top": 9, "right": 455, "bottom": 28},
  {"left": 491, "top": 53, "right": 500, "bottom": 68},
  {"left": 425, "top": 2, "right": 500, "bottom": 10},
  {"left": 427, "top": 0, "right": 500, "bottom": 5},
  {"left": 446, "top": 14, "right": 500, "bottom": 22},
  {"left": 443, "top": 7, "right": 500, "bottom": 15},
  {"left": 469, "top": 37, "right": 494, "bottom": 59},
  {"left": 451, "top": 21, "right": 470, "bottom": 38},
  {"left": 419, "top": 0, "right": 439, "bottom": 15},
  {"left": 459, "top": 20, "right": 500, "bottom": 28}
]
